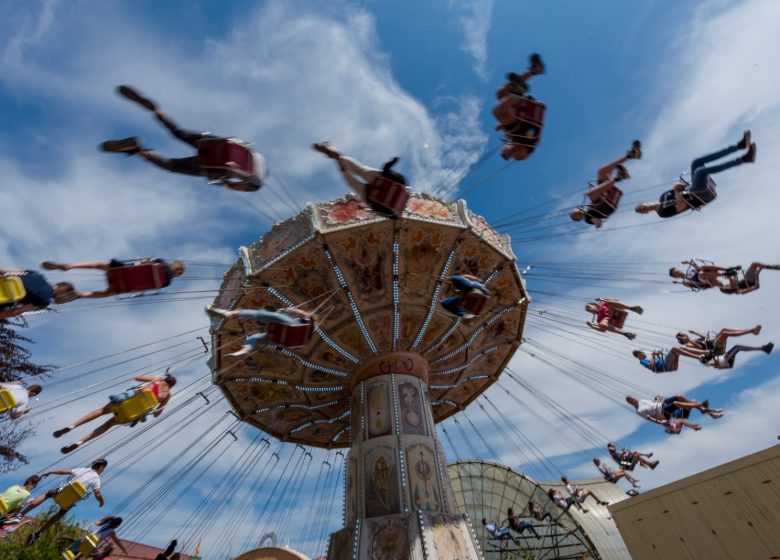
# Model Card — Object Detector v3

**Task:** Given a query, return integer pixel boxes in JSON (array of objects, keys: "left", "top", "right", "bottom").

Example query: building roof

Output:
[
  {"left": 231, "top": 546, "right": 310, "bottom": 560},
  {"left": 108, "top": 539, "right": 194, "bottom": 560},
  {"left": 448, "top": 460, "right": 632, "bottom": 560},
  {"left": 609, "top": 444, "right": 780, "bottom": 560}
]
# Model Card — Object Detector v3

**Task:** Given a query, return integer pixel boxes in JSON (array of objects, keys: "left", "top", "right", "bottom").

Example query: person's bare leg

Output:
[
  {"left": 42, "top": 261, "right": 111, "bottom": 272},
  {"left": 635, "top": 201, "right": 660, "bottom": 214},
  {"left": 581, "top": 489, "right": 609, "bottom": 505},
  {"left": 714, "top": 326, "right": 761, "bottom": 350},
  {"left": 586, "top": 179, "right": 617, "bottom": 202},
  {"left": 62, "top": 404, "right": 113, "bottom": 431},
  {"left": 676, "top": 418, "right": 702, "bottom": 431},
  {"left": 596, "top": 155, "right": 629, "bottom": 183},
  {"left": 76, "top": 417, "right": 120, "bottom": 445},
  {"left": 604, "top": 300, "right": 643, "bottom": 314},
  {"left": 672, "top": 346, "right": 708, "bottom": 360},
  {"left": 617, "top": 471, "right": 640, "bottom": 488},
  {"left": 35, "top": 509, "right": 65, "bottom": 536},
  {"left": 18, "top": 493, "right": 48, "bottom": 517}
]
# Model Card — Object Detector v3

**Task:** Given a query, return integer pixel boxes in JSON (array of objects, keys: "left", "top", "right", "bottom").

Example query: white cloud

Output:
[{"left": 447, "top": 0, "right": 494, "bottom": 79}]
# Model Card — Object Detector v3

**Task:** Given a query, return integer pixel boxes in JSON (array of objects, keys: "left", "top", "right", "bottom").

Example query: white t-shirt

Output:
[
  {"left": 635, "top": 398, "right": 663, "bottom": 420},
  {"left": 67, "top": 468, "right": 101, "bottom": 493},
  {"left": 1, "top": 383, "right": 29, "bottom": 415}
]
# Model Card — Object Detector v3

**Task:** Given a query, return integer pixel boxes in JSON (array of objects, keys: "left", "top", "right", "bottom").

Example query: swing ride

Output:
[
  {"left": 208, "top": 192, "right": 529, "bottom": 559},
  {"left": 0, "top": 19, "right": 775, "bottom": 559}
]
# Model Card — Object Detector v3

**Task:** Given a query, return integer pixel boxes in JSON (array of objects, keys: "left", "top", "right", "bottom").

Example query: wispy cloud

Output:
[{"left": 447, "top": 0, "right": 494, "bottom": 79}]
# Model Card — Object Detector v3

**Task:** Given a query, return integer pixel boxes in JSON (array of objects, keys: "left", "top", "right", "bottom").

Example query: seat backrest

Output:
[
  {"left": 79, "top": 533, "right": 100, "bottom": 554},
  {"left": 111, "top": 389, "right": 160, "bottom": 424},
  {"left": 266, "top": 321, "right": 314, "bottom": 348},
  {"left": 106, "top": 263, "right": 169, "bottom": 293},
  {"left": 602, "top": 186, "right": 623, "bottom": 208},
  {"left": 609, "top": 308, "right": 628, "bottom": 329},
  {"left": 196, "top": 138, "right": 254, "bottom": 176},
  {"left": 0, "top": 389, "right": 17, "bottom": 414},
  {"left": 512, "top": 98, "right": 546, "bottom": 127},
  {"left": 53, "top": 481, "right": 88, "bottom": 510},
  {"left": 457, "top": 290, "right": 489, "bottom": 316},
  {"left": 366, "top": 176, "right": 410, "bottom": 215},
  {"left": 0, "top": 276, "right": 26, "bottom": 304}
]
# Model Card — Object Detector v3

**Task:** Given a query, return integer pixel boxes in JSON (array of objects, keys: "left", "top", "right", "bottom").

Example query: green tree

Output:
[
  {"left": 0, "top": 318, "right": 52, "bottom": 473},
  {"left": 0, "top": 508, "right": 84, "bottom": 560}
]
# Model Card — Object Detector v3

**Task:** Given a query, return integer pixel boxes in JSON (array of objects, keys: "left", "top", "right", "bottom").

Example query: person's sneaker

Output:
[
  {"left": 53, "top": 426, "right": 71, "bottom": 438},
  {"left": 61, "top": 442, "right": 80, "bottom": 454},
  {"left": 743, "top": 142, "right": 757, "bottom": 163},
  {"left": 701, "top": 399, "right": 710, "bottom": 411},
  {"left": 529, "top": 53, "right": 545, "bottom": 75},
  {"left": 737, "top": 130, "right": 751, "bottom": 150},
  {"left": 711, "top": 412, "right": 724, "bottom": 419},
  {"left": 41, "top": 261, "right": 67, "bottom": 271},
  {"left": 646, "top": 452, "right": 653, "bottom": 458},
  {"left": 627, "top": 140, "right": 642, "bottom": 159},
  {"left": 600, "top": 500, "right": 610, "bottom": 506},
  {"left": 625, "top": 332, "right": 636, "bottom": 340},
  {"left": 581, "top": 508, "right": 589, "bottom": 514},
  {"left": 763, "top": 342, "right": 774, "bottom": 354},
  {"left": 699, "top": 353, "right": 713, "bottom": 364},
  {"left": 27, "top": 531, "right": 40, "bottom": 545},
  {"left": 100, "top": 137, "right": 141, "bottom": 154},
  {"left": 765, "top": 265, "right": 780, "bottom": 270},
  {"left": 117, "top": 85, "right": 157, "bottom": 111},
  {"left": 614, "top": 164, "right": 630, "bottom": 181},
  {"left": 651, "top": 461, "right": 659, "bottom": 470}
]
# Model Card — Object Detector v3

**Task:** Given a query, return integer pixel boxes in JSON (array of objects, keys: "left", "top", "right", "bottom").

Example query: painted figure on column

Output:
[{"left": 399, "top": 382, "right": 426, "bottom": 436}]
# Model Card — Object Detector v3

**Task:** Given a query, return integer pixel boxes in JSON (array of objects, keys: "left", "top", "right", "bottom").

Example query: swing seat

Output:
[
  {"left": 457, "top": 290, "right": 489, "bottom": 316},
  {"left": 684, "top": 175, "right": 717, "bottom": 209},
  {"left": 53, "top": 481, "right": 87, "bottom": 510},
  {"left": 512, "top": 97, "right": 546, "bottom": 127},
  {"left": 111, "top": 390, "right": 159, "bottom": 424},
  {"left": 601, "top": 185, "right": 623, "bottom": 209},
  {"left": 266, "top": 320, "right": 314, "bottom": 348},
  {"left": 0, "top": 389, "right": 17, "bottom": 414},
  {"left": 366, "top": 176, "right": 410, "bottom": 216},
  {"left": 79, "top": 532, "right": 100, "bottom": 554},
  {"left": 0, "top": 276, "right": 26, "bottom": 305},
  {"left": 196, "top": 138, "right": 254, "bottom": 182},
  {"left": 62, "top": 551, "right": 75, "bottom": 560},
  {"left": 106, "top": 263, "right": 170, "bottom": 293},
  {"left": 609, "top": 309, "right": 628, "bottom": 329},
  {"left": 0, "top": 497, "right": 10, "bottom": 514}
]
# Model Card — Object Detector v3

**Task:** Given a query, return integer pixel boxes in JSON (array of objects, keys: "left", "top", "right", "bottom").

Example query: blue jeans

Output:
[
  {"left": 690, "top": 144, "right": 745, "bottom": 194},
  {"left": 239, "top": 310, "right": 301, "bottom": 348},
  {"left": 449, "top": 275, "right": 488, "bottom": 294}
]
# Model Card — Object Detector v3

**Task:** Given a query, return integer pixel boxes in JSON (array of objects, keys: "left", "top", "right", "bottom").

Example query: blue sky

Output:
[{"left": 2, "top": 0, "right": 780, "bottom": 558}]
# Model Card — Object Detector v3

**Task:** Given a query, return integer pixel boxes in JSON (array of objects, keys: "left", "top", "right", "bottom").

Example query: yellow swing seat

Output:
[
  {"left": 0, "top": 276, "right": 26, "bottom": 305},
  {"left": 53, "top": 481, "right": 87, "bottom": 510},
  {"left": 111, "top": 390, "right": 159, "bottom": 424},
  {"left": 79, "top": 532, "right": 100, "bottom": 554},
  {"left": 61, "top": 551, "right": 75, "bottom": 560},
  {"left": 0, "top": 389, "right": 17, "bottom": 414},
  {"left": 0, "top": 496, "right": 10, "bottom": 514}
]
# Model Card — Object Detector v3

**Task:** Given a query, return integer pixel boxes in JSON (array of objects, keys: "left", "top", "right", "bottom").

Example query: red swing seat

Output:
[
  {"left": 457, "top": 290, "right": 489, "bottom": 316},
  {"left": 196, "top": 138, "right": 255, "bottom": 182},
  {"left": 106, "top": 263, "right": 170, "bottom": 293},
  {"left": 609, "top": 308, "right": 628, "bottom": 329},
  {"left": 266, "top": 320, "right": 314, "bottom": 348},
  {"left": 366, "top": 176, "right": 410, "bottom": 216},
  {"left": 506, "top": 97, "right": 546, "bottom": 149}
]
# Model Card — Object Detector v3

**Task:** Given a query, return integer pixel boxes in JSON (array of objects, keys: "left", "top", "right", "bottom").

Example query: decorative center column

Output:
[{"left": 328, "top": 352, "right": 483, "bottom": 560}]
